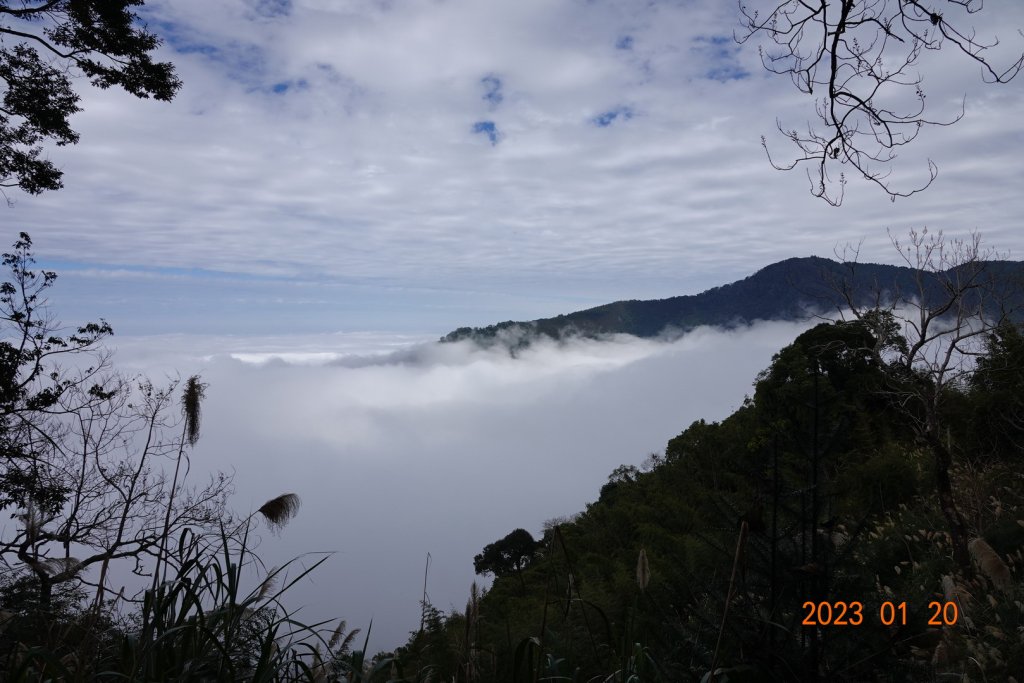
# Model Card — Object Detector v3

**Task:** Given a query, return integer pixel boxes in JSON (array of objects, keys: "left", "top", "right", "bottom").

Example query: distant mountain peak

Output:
[{"left": 441, "top": 256, "right": 1024, "bottom": 347}]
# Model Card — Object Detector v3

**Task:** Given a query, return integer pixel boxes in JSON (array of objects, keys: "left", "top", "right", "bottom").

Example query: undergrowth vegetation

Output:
[{"left": 0, "top": 235, "right": 392, "bottom": 682}]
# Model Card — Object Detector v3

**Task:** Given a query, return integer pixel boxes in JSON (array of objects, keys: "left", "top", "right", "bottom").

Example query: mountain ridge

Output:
[{"left": 441, "top": 256, "right": 1024, "bottom": 345}]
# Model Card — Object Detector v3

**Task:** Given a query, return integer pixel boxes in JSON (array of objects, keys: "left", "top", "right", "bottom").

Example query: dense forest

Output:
[{"left": 400, "top": 320, "right": 1024, "bottom": 681}]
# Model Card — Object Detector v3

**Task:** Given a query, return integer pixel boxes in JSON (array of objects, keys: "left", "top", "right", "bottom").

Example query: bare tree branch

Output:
[
  {"left": 832, "top": 228, "right": 1019, "bottom": 569},
  {"left": 739, "top": 0, "right": 1024, "bottom": 204}
]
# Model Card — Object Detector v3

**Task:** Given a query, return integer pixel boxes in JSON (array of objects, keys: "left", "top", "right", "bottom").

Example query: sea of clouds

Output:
[{"left": 108, "top": 319, "right": 818, "bottom": 650}]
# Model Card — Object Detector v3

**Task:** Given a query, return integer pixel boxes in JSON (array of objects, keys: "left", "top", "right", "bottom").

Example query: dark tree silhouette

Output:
[
  {"left": 473, "top": 528, "right": 539, "bottom": 587},
  {"left": 834, "top": 229, "right": 1018, "bottom": 569},
  {"left": 969, "top": 321, "right": 1024, "bottom": 457},
  {"left": 0, "top": 0, "right": 181, "bottom": 199},
  {"left": 739, "top": 0, "right": 1024, "bottom": 205}
]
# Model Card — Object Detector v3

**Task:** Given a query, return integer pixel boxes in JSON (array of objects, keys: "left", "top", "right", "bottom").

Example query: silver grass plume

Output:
[
  {"left": 311, "top": 644, "right": 325, "bottom": 683},
  {"left": 465, "top": 581, "right": 480, "bottom": 646},
  {"left": 469, "top": 581, "right": 480, "bottom": 624},
  {"left": 636, "top": 548, "right": 650, "bottom": 592},
  {"left": 257, "top": 493, "right": 301, "bottom": 531},
  {"left": 338, "top": 628, "right": 360, "bottom": 657},
  {"left": 940, "top": 574, "right": 974, "bottom": 617},
  {"left": 256, "top": 571, "right": 277, "bottom": 601},
  {"left": 328, "top": 621, "right": 359, "bottom": 657},
  {"left": 181, "top": 375, "right": 207, "bottom": 446},
  {"left": 941, "top": 574, "right": 955, "bottom": 604},
  {"left": 18, "top": 502, "right": 55, "bottom": 542},
  {"left": 328, "top": 620, "right": 347, "bottom": 650},
  {"left": 968, "top": 538, "right": 1012, "bottom": 592},
  {"left": 19, "top": 503, "right": 42, "bottom": 541}
]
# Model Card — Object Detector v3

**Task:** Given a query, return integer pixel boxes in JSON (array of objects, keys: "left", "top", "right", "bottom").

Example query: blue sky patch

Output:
[
  {"left": 616, "top": 35, "right": 634, "bottom": 51},
  {"left": 692, "top": 35, "right": 750, "bottom": 82},
  {"left": 472, "top": 121, "right": 501, "bottom": 145},
  {"left": 705, "top": 64, "right": 750, "bottom": 82},
  {"left": 481, "top": 75, "right": 503, "bottom": 107},
  {"left": 144, "top": 15, "right": 271, "bottom": 89},
  {"left": 593, "top": 106, "right": 633, "bottom": 127},
  {"left": 269, "top": 78, "right": 308, "bottom": 94},
  {"left": 148, "top": 19, "right": 221, "bottom": 57},
  {"left": 252, "top": 0, "right": 292, "bottom": 18}
]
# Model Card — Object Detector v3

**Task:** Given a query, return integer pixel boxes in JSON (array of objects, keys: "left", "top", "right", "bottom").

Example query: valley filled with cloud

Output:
[{"left": 111, "top": 319, "right": 817, "bottom": 649}]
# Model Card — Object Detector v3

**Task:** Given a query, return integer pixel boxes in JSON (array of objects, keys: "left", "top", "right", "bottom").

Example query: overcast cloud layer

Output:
[
  {"left": 7, "top": 0, "right": 1024, "bottom": 334},
  {"left": 108, "top": 321, "right": 817, "bottom": 650}
]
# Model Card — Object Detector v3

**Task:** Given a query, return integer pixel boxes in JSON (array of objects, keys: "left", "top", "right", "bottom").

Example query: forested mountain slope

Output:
[
  {"left": 441, "top": 257, "right": 1024, "bottom": 345},
  {"left": 403, "top": 315, "right": 1024, "bottom": 682}
]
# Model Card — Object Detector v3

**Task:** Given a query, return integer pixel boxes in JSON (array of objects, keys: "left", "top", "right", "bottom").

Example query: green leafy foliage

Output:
[
  {"left": 0, "top": 0, "right": 181, "bottom": 195},
  {"left": 969, "top": 322, "right": 1024, "bottom": 459},
  {"left": 474, "top": 529, "right": 540, "bottom": 581}
]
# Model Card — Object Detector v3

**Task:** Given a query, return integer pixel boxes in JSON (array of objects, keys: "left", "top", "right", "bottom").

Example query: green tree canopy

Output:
[
  {"left": 970, "top": 321, "right": 1024, "bottom": 458},
  {"left": 473, "top": 528, "right": 539, "bottom": 579},
  {"left": 1, "top": 0, "right": 181, "bottom": 196}
]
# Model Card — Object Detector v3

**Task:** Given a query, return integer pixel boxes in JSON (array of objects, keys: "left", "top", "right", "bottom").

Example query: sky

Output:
[
  {"left": 4, "top": 0, "right": 1024, "bottom": 653},
  {"left": 6, "top": 0, "right": 1024, "bottom": 336}
]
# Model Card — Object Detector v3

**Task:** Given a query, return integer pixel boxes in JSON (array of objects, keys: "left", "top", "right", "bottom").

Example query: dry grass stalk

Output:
[
  {"left": 467, "top": 581, "right": 480, "bottom": 627},
  {"left": 941, "top": 574, "right": 956, "bottom": 604},
  {"left": 257, "top": 571, "right": 277, "bottom": 601},
  {"left": 709, "top": 521, "right": 748, "bottom": 683},
  {"left": 636, "top": 548, "right": 650, "bottom": 592},
  {"left": 968, "top": 538, "right": 1012, "bottom": 592},
  {"left": 941, "top": 574, "right": 974, "bottom": 616},
  {"left": 328, "top": 620, "right": 347, "bottom": 650}
]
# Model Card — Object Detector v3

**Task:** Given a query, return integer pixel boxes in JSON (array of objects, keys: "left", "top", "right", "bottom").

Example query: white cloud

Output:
[
  {"left": 8, "top": 0, "right": 1023, "bottom": 336},
  {"left": 106, "top": 319, "right": 819, "bottom": 650}
]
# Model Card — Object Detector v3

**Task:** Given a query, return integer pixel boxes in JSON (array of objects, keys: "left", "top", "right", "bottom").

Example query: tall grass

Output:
[{"left": 0, "top": 494, "right": 386, "bottom": 682}]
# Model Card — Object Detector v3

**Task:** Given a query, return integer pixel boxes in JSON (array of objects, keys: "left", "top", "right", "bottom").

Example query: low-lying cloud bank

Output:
[{"left": 110, "top": 318, "right": 817, "bottom": 650}]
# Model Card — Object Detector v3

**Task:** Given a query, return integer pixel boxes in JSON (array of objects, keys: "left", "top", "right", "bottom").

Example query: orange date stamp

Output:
[{"left": 801, "top": 600, "right": 959, "bottom": 627}]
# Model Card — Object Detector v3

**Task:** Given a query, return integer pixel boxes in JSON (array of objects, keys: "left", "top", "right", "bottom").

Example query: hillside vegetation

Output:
[
  {"left": 441, "top": 257, "right": 1024, "bottom": 347},
  {"left": 400, "top": 313, "right": 1024, "bottom": 681},
  {"left": 403, "top": 237, "right": 1024, "bottom": 681}
]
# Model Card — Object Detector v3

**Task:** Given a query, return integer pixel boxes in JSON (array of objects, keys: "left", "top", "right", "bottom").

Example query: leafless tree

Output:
[
  {"left": 833, "top": 229, "right": 1017, "bottom": 569},
  {"left": 0, "top": 233, "right": 232, "bottom": 610},
  {"left": 738, "top": 1, "right": 1024, "bottom": 205}
]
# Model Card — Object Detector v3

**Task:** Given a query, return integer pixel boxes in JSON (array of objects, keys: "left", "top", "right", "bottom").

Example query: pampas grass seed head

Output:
[
  {"left": 636, "top": 548, "right": 650, "bottom": 591},
  {"left": 969, "top": 537, "right": 1012, "bottom": 592},
  {"left": 181, "top": 375, "right": 207, "bottom": 446},
  {"left": 258, "top": 493, "right": 301, "bottom": 531}
]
